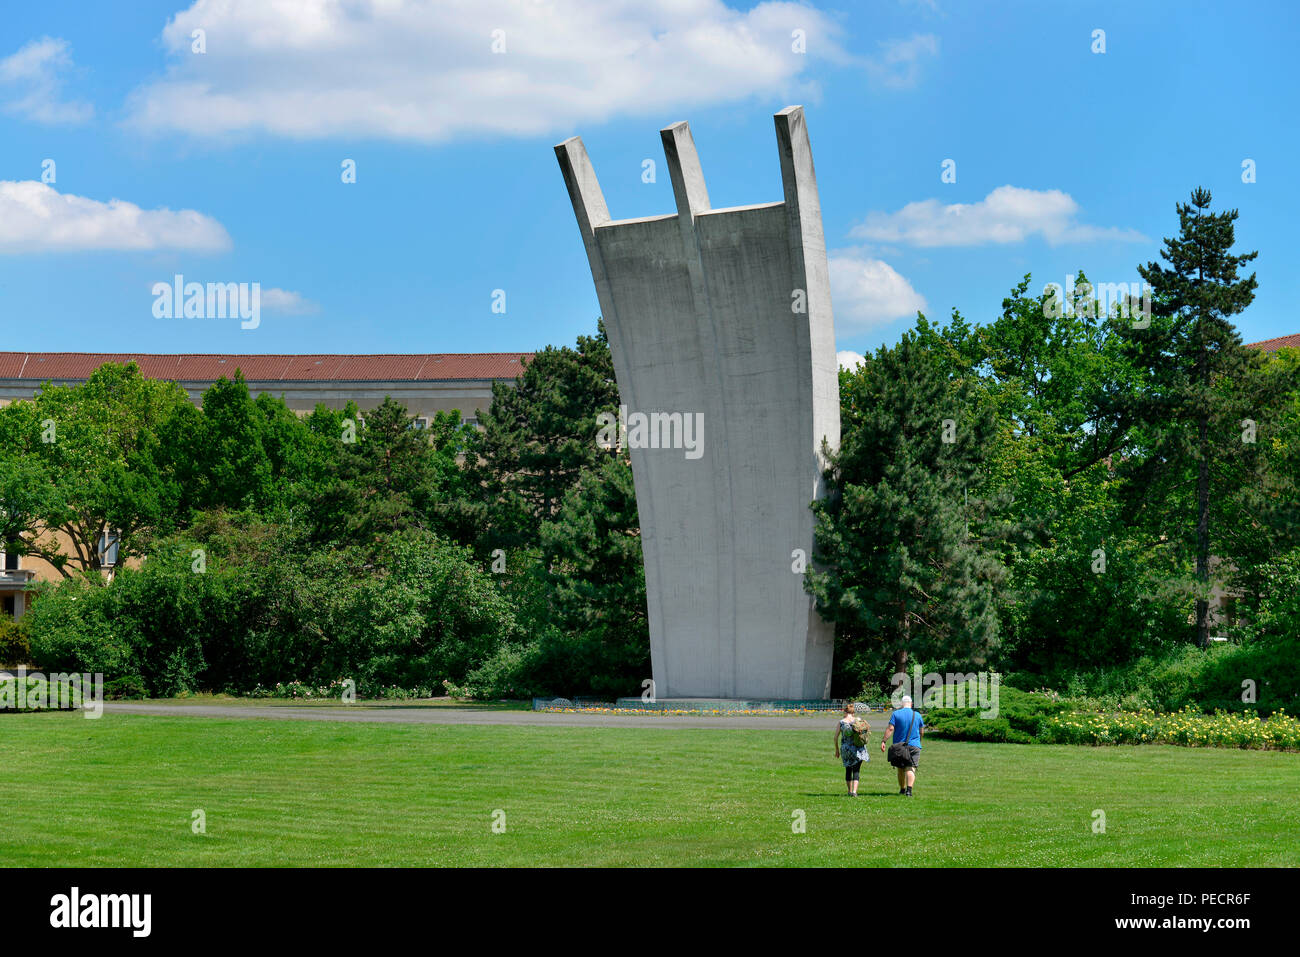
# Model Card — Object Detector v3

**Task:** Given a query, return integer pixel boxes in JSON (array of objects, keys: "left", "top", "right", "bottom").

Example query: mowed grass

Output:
[
  {"left": 2, "top": 712, "right": 1296, "bottom": 867},
  {"left": 121, "top": 695, "right": 533, "bottom": 711}
]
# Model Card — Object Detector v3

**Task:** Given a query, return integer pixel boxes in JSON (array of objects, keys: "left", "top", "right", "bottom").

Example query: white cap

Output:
[{"left": 901, "top": 695, "right": 913, "bottom": 706}]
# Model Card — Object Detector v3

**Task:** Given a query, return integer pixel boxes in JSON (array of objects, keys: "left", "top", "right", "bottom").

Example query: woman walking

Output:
[{"left": 834, "top": 702, "right": 869, "bottom": 796}]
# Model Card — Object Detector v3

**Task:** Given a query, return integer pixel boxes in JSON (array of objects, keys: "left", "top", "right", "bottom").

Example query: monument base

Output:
[
  {"left": 614, "top": 697, "right": 839, "bottom": 712},
  {"left": 531, "top": 697, "right": 886, "bottom": 713}
]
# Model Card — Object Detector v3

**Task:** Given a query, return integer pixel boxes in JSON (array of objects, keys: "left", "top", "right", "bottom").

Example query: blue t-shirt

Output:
[{"left": 889, "top": 708, "right": 924, "bottom": 748}]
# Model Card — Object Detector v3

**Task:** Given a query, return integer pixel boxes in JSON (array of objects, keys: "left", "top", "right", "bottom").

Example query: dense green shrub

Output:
[
  {"left": 0, "top": 615, "right": 31, "bottom": 665},
  {"left": 24, "top": 575, "right": 138, "bottom": 679},
  {"left": 24, "top": 516, "right": 519, "bottom": 696},
  {"left": 102, "top": 675, "right": 149, "bottom": 700},
  {"left": 925, "top": 684, "right": 1072, "bottom": 742},
  {"left": 0, "top": 674, "right": 83, "bottom": 711},
  {"left": 335, "top": 535, "right": 521, "bottom": 690},
  {"left": 451, "top": 643, "right": 533, "bottom": 699},
  {"left": 1000, "top": 551, "right": 1300, "bottom": 715},
  {"left": 923, "top": 714, "right": 1037, "bottom": 744},
  {"left": 1031, "top": 642, "right": 1297, "bottom": 716}
]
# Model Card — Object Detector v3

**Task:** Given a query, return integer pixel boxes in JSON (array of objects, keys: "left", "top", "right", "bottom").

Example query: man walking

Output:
[{"left": 881, "top": 694, "right": 924, "bottom": 796}]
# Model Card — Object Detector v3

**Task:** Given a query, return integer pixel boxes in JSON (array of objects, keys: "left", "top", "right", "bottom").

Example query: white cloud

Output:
[
  {"left": 837, "top": 350, "right": 865, "bottom": 370},
  {"left": 864, "top": 33, "right": 938, "bottom": 90},
  {"left": 828, "top": 251, "right": 927, "bottom": 331},
  {"left": 0, "top": 181, "right": 231, "bottom": 253},
  {"left": 261, "top": 288, "right": 318, "bottom": 314},
  {"left": 0, "top": 37, "right": 93, "bottom": 125},
  {"left": 125, "top": 0, "right": 848, "bottom": 142},
  {"left": 850, "top": 185, "right": 1147, "bottom": 247}
]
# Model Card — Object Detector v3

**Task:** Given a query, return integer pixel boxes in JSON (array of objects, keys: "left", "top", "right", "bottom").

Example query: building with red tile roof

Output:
[
  {"left": 1246, "top": 334, "right": 1300, "bottom": 353},
  {"left": 0, "top": 351, "right": 532, "bottom": 425}
]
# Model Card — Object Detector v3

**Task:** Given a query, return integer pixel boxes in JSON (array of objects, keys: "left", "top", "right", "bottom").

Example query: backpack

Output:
[{"left": 847, "top": 717, "right": 870, "bottom": 748}]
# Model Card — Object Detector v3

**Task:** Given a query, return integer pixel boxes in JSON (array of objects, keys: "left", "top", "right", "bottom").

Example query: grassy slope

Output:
[{"left": 2, "top": 712, "right": 1296, "bottom": 867}]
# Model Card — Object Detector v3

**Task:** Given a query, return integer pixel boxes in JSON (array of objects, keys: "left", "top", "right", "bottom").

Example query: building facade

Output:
[{"left": 0, "top": 351, "right": 530, "bottom": 424}]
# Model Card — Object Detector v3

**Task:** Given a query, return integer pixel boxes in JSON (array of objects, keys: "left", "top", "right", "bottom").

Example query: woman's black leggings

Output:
[{"left": 845, "top": 761, "right": 862, "bottom": 782}]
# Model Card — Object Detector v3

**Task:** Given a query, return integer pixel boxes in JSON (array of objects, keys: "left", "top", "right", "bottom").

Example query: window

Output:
[
  {"left": 2, "top": 549, "right": 17, "bottom": 571},
  {"left": 98, "top": 531, "right": 121, "bottom": 568}
]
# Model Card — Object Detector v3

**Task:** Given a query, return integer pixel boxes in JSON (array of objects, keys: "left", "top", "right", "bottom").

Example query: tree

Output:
[
  {"left": 468, "top": 323, "right": 619, "bottom": 552},
  {"left": 980, "top": 273, "right": 1142, "bottom": 478},
  {"left": 306, "top": 397, "right": 443, "bottom": 549},
  {"left": 807, "top": 325, "right": 1005, "bottom": 691},
  {"left": 534, "top": 454, "right": 649, "bottom": 696},
  {"left": 0, "top": 400, "right": 62, "bottom": 565},
  {"left": 1211, "top": 347, "right": 1300, "bottom": 617},
  {"left": 16, "top": 363, "right": 191, "bottom": 575},
  {"left": 970, "top": 275, "right": 1191, "bottom": 672},
  {"left": 415, "top": 410, "right": 492, "bottom": 549},
  {"left": 1122, "top": 188, "right": 1286, "bottom": 645}
]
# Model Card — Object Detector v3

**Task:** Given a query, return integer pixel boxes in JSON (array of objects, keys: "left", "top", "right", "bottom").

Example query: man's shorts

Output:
[{"left": 902, "top": 746, "right": 920, "bottom": 768}]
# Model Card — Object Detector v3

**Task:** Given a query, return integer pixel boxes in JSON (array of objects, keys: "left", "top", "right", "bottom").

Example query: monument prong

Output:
[
  {"left": 659, "top": 121, "right": 711, "bottom": 222},
  {"left": 554, "top": 134, "right": 623, "bottom": 366},
  {"left": 775, "top": 105, "right": 839, "bottom": 494},
  {"left": 554, "top": 136, "right": 611, "bottom": 248},
  {"left": 774, "top": 105, "right": 825, "bottom": 260}
]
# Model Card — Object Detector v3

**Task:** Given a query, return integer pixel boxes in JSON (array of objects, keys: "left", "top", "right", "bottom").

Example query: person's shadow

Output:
[{"left": 800, "top": 791, "right": 901, "bottom": 798}]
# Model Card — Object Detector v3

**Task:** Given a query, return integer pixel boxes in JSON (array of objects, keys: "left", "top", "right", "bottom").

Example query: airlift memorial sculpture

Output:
[{"left": 555, "top": 106, "right": 840, "bottom": 700}]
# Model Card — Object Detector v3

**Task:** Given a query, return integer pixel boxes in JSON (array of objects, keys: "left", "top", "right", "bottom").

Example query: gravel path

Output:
[{"left": 102, "top": 701, "right": 891, "bottom": 732}]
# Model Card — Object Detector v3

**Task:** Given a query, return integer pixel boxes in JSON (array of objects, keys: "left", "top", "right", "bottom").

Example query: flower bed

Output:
[
  {"left": 536, "top": 706, "right": 826, "bottom": 716},
  {"left": 1039, "top": 707, "right": 1299, "bottom": 750}
]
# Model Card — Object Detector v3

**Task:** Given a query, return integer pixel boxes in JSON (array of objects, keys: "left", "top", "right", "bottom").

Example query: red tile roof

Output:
[
  {"left": 1247, "top": 334, "right": 1300, "bottom": 353},
  {"left": 0, "top": 352, "right": 531, "bottom": 383}
]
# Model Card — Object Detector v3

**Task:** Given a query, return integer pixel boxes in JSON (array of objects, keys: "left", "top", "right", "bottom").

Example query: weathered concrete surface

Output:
[{"left": 556, "top": 107, "right": 840, "bottom": 699}]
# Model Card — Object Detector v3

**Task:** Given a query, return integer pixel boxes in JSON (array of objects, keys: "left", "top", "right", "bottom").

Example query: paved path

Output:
[{"left": 103, "top": 701, "right": 890, "bottom": 732}]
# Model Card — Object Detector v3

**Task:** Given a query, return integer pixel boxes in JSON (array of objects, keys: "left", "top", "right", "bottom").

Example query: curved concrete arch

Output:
[{"left": 556, "top": 106, "right": 840, "bottom": 699}]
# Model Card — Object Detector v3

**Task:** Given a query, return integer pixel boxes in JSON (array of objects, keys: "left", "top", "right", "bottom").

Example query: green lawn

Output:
[
  {"left": 2, "top": 711, "right": 1296, "bottom": 866},
  {"left": 118, "top": 694, "right": 533, "bottom": 711}
]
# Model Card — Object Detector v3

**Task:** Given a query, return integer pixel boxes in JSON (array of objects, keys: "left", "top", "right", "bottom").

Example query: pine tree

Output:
[
  {"left": 535, "top": 454, "right": 649, "bottom": 696},
  {"left": 468, "top": 323, "right": 619, "bottom": 552},
  {"left": 1122, "top": 188, "right": 1284, "bottom": 646},
  {"left": 306, "top": 396, "right": 447, "bottom": 550},
  {"left": 807, "top": 328, "right": 1004, "bottom": 690}
]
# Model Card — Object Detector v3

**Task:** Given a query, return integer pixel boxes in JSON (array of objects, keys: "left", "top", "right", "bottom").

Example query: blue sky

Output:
[{"left": 1, "top": 0, "right": 1295, "bottom": 362}]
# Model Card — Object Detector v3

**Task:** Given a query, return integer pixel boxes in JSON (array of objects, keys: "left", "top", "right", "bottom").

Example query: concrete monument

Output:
[{"left": 556, "top": 106, "right": 840, "bottom": 699}]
